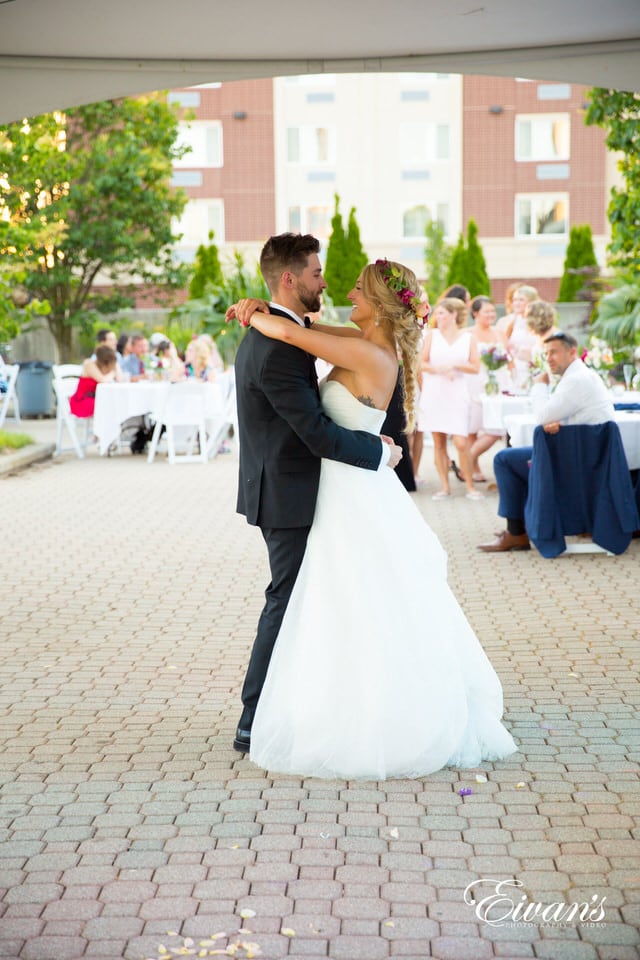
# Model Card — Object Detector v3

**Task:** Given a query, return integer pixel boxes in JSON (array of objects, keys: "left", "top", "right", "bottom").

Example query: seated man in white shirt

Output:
[{"left": 478, "top": 332, "right": 615, "bottom": 552}]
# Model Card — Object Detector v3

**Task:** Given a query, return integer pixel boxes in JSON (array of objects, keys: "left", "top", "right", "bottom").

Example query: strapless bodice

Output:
[{"left": 320, "top": 379, "right": 386, "bottom": 435}]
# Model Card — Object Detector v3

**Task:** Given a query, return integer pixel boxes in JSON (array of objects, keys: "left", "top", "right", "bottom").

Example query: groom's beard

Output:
[{"left": 295, "top": 282, "right": 322, "bottom": 315}]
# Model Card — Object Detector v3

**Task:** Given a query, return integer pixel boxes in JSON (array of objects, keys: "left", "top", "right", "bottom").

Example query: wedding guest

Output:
[
  {"left": 418, "top": 297, "right": 483, "bottom": 500},
  {"left": 500, "top": 285, "right": 540, "bottom": 392},
  {"left": 153, "top": 339, "right": 185, "bottom": 382},
  {"left": 120, "top": 334, "right": 149, "bottom": 381},
  {"left": 0, "top": 351, "right": 8, "bottom": 394},
  {"left": 381, "top": 364, "right": 416, "bottom": 492},
  {"left": 467, "top": 296, "right": 509, "bottom": 482},
  {"left": 478, "top": 332, "right": 615, "bottom": 552},
  {"left": 526, "top": 300, "right": 560, "bottom": 346},
  {"left": 69, "top": 346, "right": 119, "bottom": 417},
  {"left": 184, "top": 337, "right": 217, "bottom": 383},
  {"left": 196, "top": 333, "right": 224, "bottom": 373},
  {"left": 437, "top": 284, "right": 471, "bottom": 482},
  {"left": 116, "top": 333, "right": 132, "bottom": 369}
]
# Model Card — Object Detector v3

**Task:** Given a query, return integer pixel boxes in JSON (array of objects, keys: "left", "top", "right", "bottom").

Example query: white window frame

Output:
[
  {"left": 515, "top": 193, "right": 568, "bottom": 238},
  {"left": 174, "top": 199, "right": 225, "bottom": 248},
  {"left": 402, "top": 203, "right": 450, "bottom": 239},
  {"left": 287, "top": 126, "right": 336, "bottom": 164},
  {"left": 399, "top": 123, "right": 450, "bottom": 164},
  {"left": 287, "top": 203, "right": 332, "bottom": 239},
  {"left": 173, "top": 121, "right": 223, "bottom": 168},
  {"left": 515, "top": 114, "right": 570, "bottom": 162}
]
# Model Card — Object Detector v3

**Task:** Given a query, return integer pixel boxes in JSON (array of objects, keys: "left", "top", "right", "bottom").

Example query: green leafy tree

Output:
[
  {"left": 592, "top": 283, "right": 640, "bottom": 350},
  {"left": 189, "top": 230, "right": 223, "bottom": 299},
  {"left": 445, "top": 233, "right": 466, "bottom": 289},
  {"left": 0, "top": 266, "right": 50, "bottom": 347},
  {"left": 423, "top": 217, "right": 452, "bottom": 301},
  {"left": 324, "top": 194, "right": 351, "bottom": 305},
  {"left": 0, "top": 95, "right": 189, "bottom": 360},
  {"left": 172, "top": 251, "right": 269, "bottom": 365},
  {"left": 464, "top": 219, "right": 491, "bottom": 296},
  {"left": 444, "top": 220, "right": 490, "bottom": 296},
  {"left": 585, "top": 89, "right": 640, "bottom": 274},
  {"left": 345, "top": 206, "right": 368, "bottom": 279},
  {"left": 557, "top": 225, "right": 599, "bottom": 302}
]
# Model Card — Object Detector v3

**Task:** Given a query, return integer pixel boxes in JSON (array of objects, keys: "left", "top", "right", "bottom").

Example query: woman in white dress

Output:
[
  {"left": 497, "top": 284, "right": 539, "bottom": 393},
  {"left": 236, "top": 260, "right": 516, "bottom": 781},
  {"left": 418, "top": 298, "right": 483, "bottom": 501},
  {"left": 467, "top": 296, "right": 510, "bottom": 482}
]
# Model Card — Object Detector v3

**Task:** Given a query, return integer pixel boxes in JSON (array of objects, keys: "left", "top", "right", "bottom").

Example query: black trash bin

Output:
[{"left": 16, "top": 361, "right": 54, "bottom": 416}]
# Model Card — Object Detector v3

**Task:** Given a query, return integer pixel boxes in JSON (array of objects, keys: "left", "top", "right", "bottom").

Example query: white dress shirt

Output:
[{"left": 531, "top": 359, "right": 615, "bottom": 426}]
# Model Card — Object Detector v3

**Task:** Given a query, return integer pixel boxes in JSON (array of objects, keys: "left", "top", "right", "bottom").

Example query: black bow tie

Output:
[{"left": 304, "top": 316, "right": 311, "bottom": 328}]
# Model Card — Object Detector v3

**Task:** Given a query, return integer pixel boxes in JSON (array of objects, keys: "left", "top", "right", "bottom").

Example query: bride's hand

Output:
[
  {"left": 234, "top": 298, "right": 270, "bottom": 327},
  {"left": 381, "top": 435, "right": 403, "bottom": 469}
]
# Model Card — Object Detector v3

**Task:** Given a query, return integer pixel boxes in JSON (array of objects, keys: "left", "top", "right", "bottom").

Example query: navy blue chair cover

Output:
[{"left": 524, "top": 422, "right": 640, "bottom": 558}]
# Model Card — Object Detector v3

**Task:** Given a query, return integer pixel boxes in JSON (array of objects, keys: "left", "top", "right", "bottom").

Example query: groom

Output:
[{"left": 231, "top": 233, "right": 401, "bottom": 752}]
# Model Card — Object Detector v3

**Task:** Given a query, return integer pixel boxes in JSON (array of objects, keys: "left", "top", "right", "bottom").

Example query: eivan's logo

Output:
[{"left": 464, "top": 878, "right": 607, "bottom": 926}]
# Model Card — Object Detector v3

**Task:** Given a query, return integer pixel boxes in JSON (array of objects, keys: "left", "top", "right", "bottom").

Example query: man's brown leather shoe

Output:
[{"left": 478, "top": 530, "right": 530, "bottom": 552}]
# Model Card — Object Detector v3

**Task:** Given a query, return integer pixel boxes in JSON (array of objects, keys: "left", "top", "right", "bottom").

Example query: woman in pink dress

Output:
[
  {"left": 69, "top": 346, "right": 119, "bottom": 417},
  {"left": 418, "top": 298, "right": 483, "bottom": 500}
]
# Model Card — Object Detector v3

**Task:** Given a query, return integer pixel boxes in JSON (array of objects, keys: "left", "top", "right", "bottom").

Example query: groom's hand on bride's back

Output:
[
  {"left": 381, "top": 435, "right": 403, "bottom": 469},
  {"left": 226, "top": 298, "right": 270, "bottom": 327}
]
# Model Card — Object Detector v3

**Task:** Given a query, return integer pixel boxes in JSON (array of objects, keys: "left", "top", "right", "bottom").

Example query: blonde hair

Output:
[
  {"left": 515, "top": 284, "right": 540, "bottom": 304},
  {"left": 526, "top": 300, "right": 557, "bottom": 336},
  {"left": 438, "top": 297, "right": 469, "bottom": 329},
  {"left": 361, "top": 261, "right": 424, "bottom": 433},
  {"left": 504, "top": 282, "right": 523, "bottom": 314},
  {"left": 192, "top": 339, "right": 211, "bottom": 369}
]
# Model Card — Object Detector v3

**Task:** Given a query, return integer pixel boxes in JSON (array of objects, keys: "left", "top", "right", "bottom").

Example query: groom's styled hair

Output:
[{"left": 260, "top": 233, "right": 320, "bottom": 292}]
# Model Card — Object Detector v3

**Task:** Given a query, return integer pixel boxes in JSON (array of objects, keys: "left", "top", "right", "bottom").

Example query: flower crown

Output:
[{"left": 375, "top": 259, "right": 430, "bottom": 328}]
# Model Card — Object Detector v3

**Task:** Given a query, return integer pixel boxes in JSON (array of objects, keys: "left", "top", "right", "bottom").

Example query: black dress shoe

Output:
[{"left": 233, "top": 727, "right": 251, "bottom": 752}]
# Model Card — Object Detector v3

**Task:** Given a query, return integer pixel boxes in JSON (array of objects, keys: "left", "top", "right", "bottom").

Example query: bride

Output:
[{"left": 234, "top": 259, "right": 516, "bottom": 780}]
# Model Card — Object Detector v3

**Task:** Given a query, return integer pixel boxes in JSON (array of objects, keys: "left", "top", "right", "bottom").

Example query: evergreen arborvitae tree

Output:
[
  {"left": 423, "top": 217, "right": 452, "bottom": 301},
  {"left": 324, "top": 194, "right": 351, "bottom": 305},
  {"left": 557, "top": 225, "right": 598, "bottom": 301},
  {"left": 445, "top": 233, "right": 466, "bottom": 289},
  {"left": 345, "top": 206, "right": 368, "bottom": 280},
  {"left": 188, "top": 230, "right": 223, "bottom": 299},
  {"left": 464, "top": 219, "right": 491, "bottom": 296}
]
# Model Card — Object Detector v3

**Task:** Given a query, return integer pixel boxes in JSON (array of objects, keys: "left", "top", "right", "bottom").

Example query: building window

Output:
[
  {"left": 515, "top": 195, "right": 567, "bottom": 236},
  {"left": 402, "top": 203, "right": 449, "bottom": 238},
  {"left": 173, "top": 122, "right": 223, "bottom": 167},
  {"left": 288, "top": 204, "right": 332, "bottom": 238},
  {"left": 287, "top": 127, "right": 335, "bottom": 164},
  {"left": 515, "top": 115, "right": 570, "bottom": 162},
  {"left": 175, "top": 200, "right": 225, "bottom": 257},
  {"left": 400, "top": 123, "right": 450, "bottom": 164}
]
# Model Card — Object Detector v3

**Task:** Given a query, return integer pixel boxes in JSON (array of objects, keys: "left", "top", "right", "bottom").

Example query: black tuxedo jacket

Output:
[{"left": 235, "top": 307, "right": 383, "bottom": 528}]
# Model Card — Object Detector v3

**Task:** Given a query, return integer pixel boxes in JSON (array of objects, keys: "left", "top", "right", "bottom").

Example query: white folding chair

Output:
[
  {"left": 52, "top": 363, "right": 94, "bottom": 459},
  {"left": 147, "top": 381, "right": 208, "bottom": 464},
  {"left": 206, "top": 369, "right": 238, "bottom": 459},
  {"left": 0, "top": 364, "right": 21, "bottom": 429}
]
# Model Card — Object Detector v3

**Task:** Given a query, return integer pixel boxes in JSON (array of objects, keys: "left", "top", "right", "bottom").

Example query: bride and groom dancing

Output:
[{"left": 228, "top": 232, "right": 516, "bottom": 780}]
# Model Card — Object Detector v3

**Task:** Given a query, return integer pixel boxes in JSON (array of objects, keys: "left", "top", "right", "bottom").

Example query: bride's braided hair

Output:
[{"left": 361, "top": 260, "right": 428, "bottom": 433}]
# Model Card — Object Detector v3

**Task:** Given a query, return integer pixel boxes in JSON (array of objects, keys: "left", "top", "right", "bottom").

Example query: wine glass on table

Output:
[{"left": 623, "top": 364, "right": 634, "bottom": 391}]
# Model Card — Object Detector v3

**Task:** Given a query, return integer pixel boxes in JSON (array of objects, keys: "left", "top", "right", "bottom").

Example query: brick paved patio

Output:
[{"left": 1, "top": 434, "right": 639, "bottom": 960}]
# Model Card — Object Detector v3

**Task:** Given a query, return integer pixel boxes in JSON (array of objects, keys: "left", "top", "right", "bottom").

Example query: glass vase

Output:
[{"left": 484, "top": 371, "right": 500, "bottom": 396}]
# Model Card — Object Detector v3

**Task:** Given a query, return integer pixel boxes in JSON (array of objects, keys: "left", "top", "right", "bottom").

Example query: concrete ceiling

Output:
[{"left": 1, "top": 0, "right": 639, "bottom": 123}]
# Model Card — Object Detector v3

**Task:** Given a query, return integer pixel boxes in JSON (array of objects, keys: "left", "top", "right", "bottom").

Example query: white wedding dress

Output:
[{"left": 250, "top": 379, "right": 517, "bottom": 780}]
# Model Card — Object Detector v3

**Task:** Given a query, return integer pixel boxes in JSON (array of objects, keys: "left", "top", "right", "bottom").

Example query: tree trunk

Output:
[{"left": 50, "top": 314, "right": 74, "bottom": 363}]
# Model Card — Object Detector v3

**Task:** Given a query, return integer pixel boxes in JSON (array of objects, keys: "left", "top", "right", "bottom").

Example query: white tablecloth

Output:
[
  {"left": 94, "top": 380, "right": 227, "bottom": 455},
  {"left": 481, "top": 395, "right": 533, "bottom": 432},
  {"left": 503, "top": 411, "right": 640, "bottom": 470}
]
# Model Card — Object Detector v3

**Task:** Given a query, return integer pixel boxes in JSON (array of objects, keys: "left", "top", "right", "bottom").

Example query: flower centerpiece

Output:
[
  {"left": 147, "top": 356, "right": 171, "bottom": 381},
  {"left": 480, "top": 343, "right": 511, "bottom": 395},
  {"left": 581, "top": 336, "right": 615, "bottom": 387}
]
